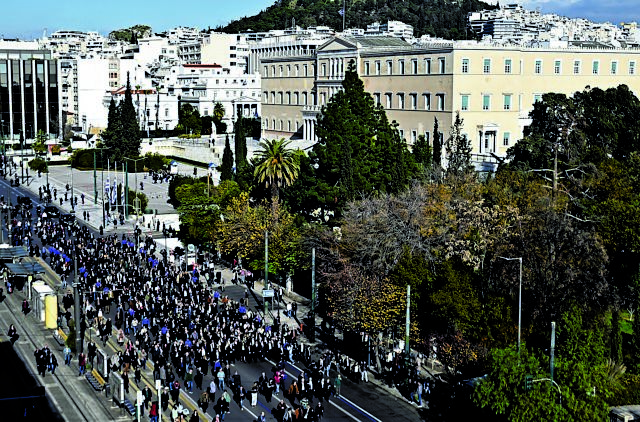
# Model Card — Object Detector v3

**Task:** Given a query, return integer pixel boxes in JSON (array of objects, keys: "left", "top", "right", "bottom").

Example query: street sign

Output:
[{"left": 262, "top": 289, "right": 274, "bottom": 298}]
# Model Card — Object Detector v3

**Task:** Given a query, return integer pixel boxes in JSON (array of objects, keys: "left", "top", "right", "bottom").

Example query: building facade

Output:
[
  {"left": 258, "top": 36, "right": 640, "bottom": 167},
  {"left": 0, "top": 42, "right": 61, "bottom": 141}
]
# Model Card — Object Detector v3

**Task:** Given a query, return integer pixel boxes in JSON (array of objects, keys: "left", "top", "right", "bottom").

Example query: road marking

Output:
[{"left": 267, "top": 358, "right": 383, "bottom": 422}]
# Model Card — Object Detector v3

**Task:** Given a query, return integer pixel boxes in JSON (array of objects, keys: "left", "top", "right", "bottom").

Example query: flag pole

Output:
[{"left": 343, "top": 0, "right": 346, "bottom": 31}]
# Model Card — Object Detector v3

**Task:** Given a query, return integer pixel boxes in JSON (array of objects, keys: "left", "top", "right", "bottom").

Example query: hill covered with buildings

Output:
[{"left": 218, "top": 0, "right": 496, "bottom": 39}]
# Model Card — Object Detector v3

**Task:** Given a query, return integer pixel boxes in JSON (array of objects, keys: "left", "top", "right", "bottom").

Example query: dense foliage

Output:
[
  {"left": 218, "top": 0, "right": 495, "bottom": 39},
  {"left": 101, "top": 74, "right": 142, "bottom": 162}
]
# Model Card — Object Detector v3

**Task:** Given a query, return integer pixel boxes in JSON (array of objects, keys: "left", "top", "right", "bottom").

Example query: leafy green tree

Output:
[
  {"left": 253, "top": 138, "right": 301, "bottom": 216},
  {"left": 33, "top": 130, "right": 48, "bottom": 155},
  {"left": 176, "top": 104, "right": 202, "bottom": 135},
  {"left": 220, "top": 135, "right": 234, "bottom": 182}
]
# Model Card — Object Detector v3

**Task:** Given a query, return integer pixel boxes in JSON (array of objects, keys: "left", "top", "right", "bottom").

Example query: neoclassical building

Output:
[{"left": 256, "top": 36, "right": 640, "bottom": 167}]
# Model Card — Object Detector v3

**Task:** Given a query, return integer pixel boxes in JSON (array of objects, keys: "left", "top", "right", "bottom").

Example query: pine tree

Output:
[
  {"left": 311, "top": 59, "right": 414, "bottom": 220},
  {"left": 221, "top": 135, "right": 234, "bottom": 181},
  {"left": 119, "top": 72, "right": 141, "bottom": 159},
  {"left": 413, "top": 134, "right": 432, "bottom": 167}
]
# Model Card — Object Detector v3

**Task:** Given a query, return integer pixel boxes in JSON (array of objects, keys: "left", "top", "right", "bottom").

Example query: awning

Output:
[
  {"left": 0, "top": 246, "right": 28, "bottom": 260},
  {"left": 5, "top": 262, "right": 46, "bottom": 275}
]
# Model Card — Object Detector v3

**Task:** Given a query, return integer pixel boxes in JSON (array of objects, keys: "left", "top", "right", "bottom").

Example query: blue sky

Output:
[{"left": 3, "top": 0, "right": 639, "bottom": 40}]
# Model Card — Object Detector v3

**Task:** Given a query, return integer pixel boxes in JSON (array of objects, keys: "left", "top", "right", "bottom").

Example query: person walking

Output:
[
  {"left": 334, "top": 375, "right": 342, "bottom": 398},
  {"left": 63, "top": 344, "right": 72, "bottom": 365}
]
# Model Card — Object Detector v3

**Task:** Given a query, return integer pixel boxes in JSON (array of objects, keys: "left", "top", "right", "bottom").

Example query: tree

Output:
[
  {"left": 220, "top": 135, "right": 234, "bottom": 182},
  {"left": 445, "top": 112, "right": 473, "bottom": 179},
  {"left": 234, "top": 116, "right": 248, "bottom": 171},
  {"left": 33, "top": 130, "right": 48, "bottom": 156},
  {"left": 433, "top": 117, "right": 442, "bottom": 170},
  {"left": 177, "top": 103, "right": 202, "bottom": 135},
  {"left": 253, "top": 138, "right": 301, "bottom": 216},
  {"left": 412, "top": 133, "right": 432, "bottom": 172},
  {"left": 310, "top": 59, "right": 414, "bottom": 221},
  {"left": 102, "top": 73, "right": 141, "bottom": 161}
]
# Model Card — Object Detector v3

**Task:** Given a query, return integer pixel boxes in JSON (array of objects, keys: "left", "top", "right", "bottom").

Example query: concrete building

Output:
[
  {"left": 201, "top": 33, "right": 250, "bottom": 73},
  {"left": 258, "top": 35, "right": 640, "bottom": 169},
  {"left": 0, "top": 41, "right": 61, "bottom": 142}
]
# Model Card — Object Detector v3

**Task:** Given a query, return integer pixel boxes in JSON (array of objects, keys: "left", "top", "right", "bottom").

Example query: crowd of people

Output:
[{"left": 4, "top": 185, "right": 429, "bottom": 422}]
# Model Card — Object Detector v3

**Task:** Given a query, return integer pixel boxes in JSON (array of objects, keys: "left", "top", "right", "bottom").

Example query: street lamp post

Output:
[
  {"left": 73, "top": 241, "right": 83, "bottom": 354},
  {"left": 500, "top": 256, "right": 523, "bottom": 356},
  {"left": 124, "top": 157, "right": 145, "bottom": 226}
]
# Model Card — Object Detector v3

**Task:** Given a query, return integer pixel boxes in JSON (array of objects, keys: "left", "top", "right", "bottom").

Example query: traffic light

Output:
[{"left": 524, "top": 375, "right": 533, "bottom": 391}]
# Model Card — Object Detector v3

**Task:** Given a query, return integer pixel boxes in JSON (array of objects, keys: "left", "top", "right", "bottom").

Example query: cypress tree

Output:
[
  {"left": 445, "top": 111, "right": 473, "bottom": 178},
  {"left": 234, "top": 116, "right": 247, "bottom": 171},
  {"left": 221, "top": 135, "right": 234, "bottom": 181},
  {"left": 118, "top": 72, "right": 141, "bottom": 160},
  {"left": 432, "top": 117, "right": 442, "bottom": 168}
]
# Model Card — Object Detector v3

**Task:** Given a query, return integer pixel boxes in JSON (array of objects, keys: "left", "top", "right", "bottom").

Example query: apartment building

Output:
[
  {"left": 0, "top": 42, "right": 61, "bottom": 141},
  {"left": 258, "top": 35, "right": 640, "bottom": 167},
  {"left": 201, "top": 33, "right": 249, "bottom": 73}
]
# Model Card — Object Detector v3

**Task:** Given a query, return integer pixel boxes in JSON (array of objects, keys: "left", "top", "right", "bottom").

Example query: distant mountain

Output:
[{"left": 217, "top": 0, "right": 496, "bottom": 40}]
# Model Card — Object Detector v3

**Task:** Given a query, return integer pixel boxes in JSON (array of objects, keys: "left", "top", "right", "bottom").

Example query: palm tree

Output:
[{"left": 254, "top": 138, "right": 300, "bottom": 215}]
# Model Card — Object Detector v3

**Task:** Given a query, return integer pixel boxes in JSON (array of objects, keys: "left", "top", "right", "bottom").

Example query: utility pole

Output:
[
  {"left": 310, "top": 247, "right": 316, "bottom": 342},
  {"left": 73, "top": 242, "right": 82, "bottom": 353},
  {"left": 405, "top": 284, "right": 411, "bottom": 357},
  {"left": 550, "top": 321, "right": 556, "bottom": 383}
]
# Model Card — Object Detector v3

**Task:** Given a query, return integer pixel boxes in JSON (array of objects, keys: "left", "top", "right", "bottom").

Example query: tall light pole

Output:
[
  {"left": 73, "top": 241, "right": 83, "bottom": 353},
  {"left": 310, "top": 247, "right": 316, "bottom": 342},
  {"left": 500, "top": 256, "right": 523, "bottom": 356},
  {"left": 124, "top": 157, "right": 144, "bottom": 225}
]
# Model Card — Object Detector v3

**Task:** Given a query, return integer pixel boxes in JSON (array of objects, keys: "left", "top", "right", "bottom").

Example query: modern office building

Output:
[{"left": 0, "top": 41, "right": 61, "bottom": 141}]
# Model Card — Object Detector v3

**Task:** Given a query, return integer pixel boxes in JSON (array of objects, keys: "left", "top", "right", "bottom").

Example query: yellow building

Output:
[{"left": 256, "top": 36, "right": 640, "bottom": 166}]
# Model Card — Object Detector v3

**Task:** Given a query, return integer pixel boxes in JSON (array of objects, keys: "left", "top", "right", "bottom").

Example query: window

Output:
[
  {"left": 534, "top": 59, "right": 542, "bottom": 74},
  {"left": 504, "top": 59, "right": 512, "bottom": 74},
  {"left": 483, "top": 58, "right": 491, "bottom": 74},
  {"left": 399, "top": 129, "right": 404, "bottom": 140},
  {"left": 630, "top": 61, "right": 636, "bottom": 75},
  {"left": 295, "top": 65, "right": 299, "bottom": 76},
  {"left": 411, "top": 130, "right": 418, "bottom": 144},
  {"left": 412, "top": 59, "right": 418, "bottom": 74},
  {"left": 364, "top": 61, "right": 370, "bottom": 75},
  {"left": 287, "top": 120, "right": 291, "bottom": 132},
  {"left": 410, "top": 93, "right": 417, "bottom": 110},
  {"left": 385, "top": 93, "right": 392, "bottom": 109},
  {"left": 482, "top": 95, "right": 490, "bottom": 111},
  {"left": 397, "top": 93, "right": 405, "bottom": 109},
  {"left": 165, "top": 108, "right": 169, "bottom": 117},
  {"left": 611, "top": 61, "right": 618, "bottom": 75},
  {"left": 592, "top": 60, "right": 599, "bottom": 75},
  {"left": 386, "top": 60, "right": 393, "bottom": 75},
  {"left": 279, "top": 66, "right": 283, "bottom": 77},
  {"left": 462, "top": 58, "right": 469, "bottom": 74},
  {"left": 286, "top": 65, "right": 291, "bottom": 76},
  {"left": 375, "top": 61, "right": 381, "bottom": 75},
  {"left": 321, "top": 63, "right": 327, "bottom": 76},
  {"left": 272, "top": 119, "right": 275, "bottom": 130},
  {"left": 461, "top": 95, "right": 469, "bottom": 111},
  {"left": 278, "top": 92, "right": 283, "bottom": 104},
  {"left": 425, "top": 58, "right": 431, "bottom": 74},
  {"left": 286, "top": 92, "right": 291, "bottom": 104},
  {"left": 503, "top": 94, "right": 512, "bottom": 110},
  {"left": 399, "top": 60, "right": 405, "bottom": 75},
  {"left": 294, "top": 92, "right": 299, "bottom": 104},
  {"left": 436, "top": 93, "right": 445, "bottom": 111},
  {"left": 302, "top": 92, "right": 308, "bottom": 105},
  {"left": 374, "top": 93, "right": 381, "bottom": 105},
  {"left": 573, "top": 60, "right": 581, "bottom": 74},
  {"left": 554, "top": 60, "right": 561, "bottom": 74},
  {"left": 423, "top": 93, "right": 431, "bottom": 110},
  {"left": 263, "top": 91, "right": 268, "bottom": 102},
  {"left": 503, "top": 132, "right": 510, "bottom": 146},
  {"left": 424, "top": 132, "right": 430, "bottom": 144},
  {"left": 270, "top": 92, "right": 275, "bottom": 103},
  {"left": 304, "top": 64, "right": 308, "bottom": 76},
  {"left": 533, "top": 94, "right": 542, "bottom": 103},
  {"left": 438, "top": 57, "right": 445, "bottom": 74}
]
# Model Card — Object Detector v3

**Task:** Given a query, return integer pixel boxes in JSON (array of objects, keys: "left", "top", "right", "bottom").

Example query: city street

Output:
[{"left": 0, "top": 163, "right": 426, "bottom": 422}]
